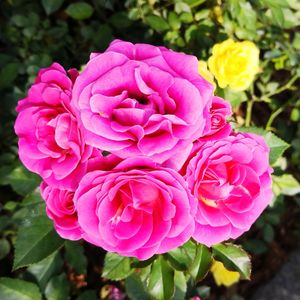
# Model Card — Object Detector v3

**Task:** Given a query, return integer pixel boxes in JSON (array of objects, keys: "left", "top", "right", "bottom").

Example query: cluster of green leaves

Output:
[
  {"left": 102, "top": 241, "right": 250, "bottom": 300},
  {"left": 1, "top": 0, "right": 300, "bottom": 299}
]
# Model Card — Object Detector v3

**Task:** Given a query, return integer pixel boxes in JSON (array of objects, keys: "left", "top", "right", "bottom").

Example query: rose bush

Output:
[
  {"left": 72, "top": 40, "right": 214, "bottom": 169},
  {"left": 14, "top": 63, "right": 93, "bottom": 190},
  {"left": 74, "top": 157, "right": 196, "bottom": 260},
  {"left": 185, "top": 132, "right": 273, "bottom": 246}
]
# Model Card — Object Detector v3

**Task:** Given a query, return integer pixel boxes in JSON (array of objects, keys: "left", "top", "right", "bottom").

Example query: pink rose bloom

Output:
[
  {"left": 72, "top": 39, "right": 214, "bottom": 169},
  {"left": 201, "top": 96, "right": 232, "bottom": 141},
  {"left": 40, "top": 182, "right": 82, "bottom": 240},
  {"left": 74, "top": 157, "right": 196, "bottom": 260},
  {"left": 14, "top": 63, "right": 93, "bottom": 190},
  {"left": 185, "top": 132, "right": 273, "bottom": 246}
]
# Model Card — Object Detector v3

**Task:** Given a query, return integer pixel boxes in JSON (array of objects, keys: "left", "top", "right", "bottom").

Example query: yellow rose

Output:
[
  {"left": 198, "top": 60, "right": 216, "bottom": 90},
  {"left": 208, "top": 39, "right": 260, "bottom": 91},
  {"left": 210, "top": 260, "right": 240, "bottom": 287}
]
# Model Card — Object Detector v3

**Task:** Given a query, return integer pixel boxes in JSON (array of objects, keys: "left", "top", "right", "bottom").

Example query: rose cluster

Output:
[{"left": 15, "top": 40, "right": 272, "bottom": 260}]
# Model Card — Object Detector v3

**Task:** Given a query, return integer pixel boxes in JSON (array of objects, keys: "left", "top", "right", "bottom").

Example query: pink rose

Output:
[
  {"left": 201, "top": 96, "right": 232, "bottom": 141},
  {"left": 74, "top": 157, "right": 196, "bottom": 260},
  {"left": 14, "top": 63, "right": 93, "bottom": 190},
  {"left": 72, "top": 39, "right": 214, "bottom": 169},
  {"left": 185, "top": 132, "right": 273, "bottom": 246},
  {"left": 40, "top": 182, "right": 82, "bottom": 240}
]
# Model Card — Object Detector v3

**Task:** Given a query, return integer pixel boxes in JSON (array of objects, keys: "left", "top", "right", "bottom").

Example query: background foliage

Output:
[{"left": 0, "top": 0, "right": 300, "bottom": 299}]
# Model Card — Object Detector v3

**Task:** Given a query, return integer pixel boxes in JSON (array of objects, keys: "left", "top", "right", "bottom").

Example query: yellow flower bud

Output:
[
  {"left": 208, "top": 39, "right": 260, "bottom": 91},
  {"left": 198, "top": 60, "right": 216, "bottom": 90},
  {"left": 210, "top": 260, "right": 240, "bottom": 287}
]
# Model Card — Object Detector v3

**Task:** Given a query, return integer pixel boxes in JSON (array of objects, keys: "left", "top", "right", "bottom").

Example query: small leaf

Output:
[
  {"left": 65, "top": 2, "right": 94, "bottom": 20},
  {"left": 212, "top": 243, "right": 251, "bottom": 280},
  {"left": 0, "top": 63, "right": 18, "bottom": 89},
  {"left": 0, "top": 277, "right": 42, "bottom": 300},
  {"left": 125, "top": 273, "right": 152, "bottom": 300},
  {"left": 6, "top": 165, "right": 40, "bottom": 196},
  {"left": 173, "top": 271, "right": 187, "bottom": 300},
  {"left": 45, "top": 274, "right": 70, "bottom": 300},
  {"left": 27, "top": 251, "right": 63, "bottom": 290},
  {"left": 13, "top": 216, "right": 64, "bottom": 270},
  {"left": 184, "top": 0, "right": 206, "bottom": 8},
  {"left": 42, "top": 0, "right": 64, "bottom": 15},
  {"left": 145, "top": 15, "right": 170, "bottom": 32},
  {"left": 147, "top": 256, "right": 175, "bottom": 300},
  {"left": 102, "top": 252, "right": 134, "bottom": 280},
  {"left": 65, "top": 241, "right": 87, "bottom": 274},
  {"left": 189, "top": 244, "right": 212, "bottom": 282},
  {"left": 272, "top": 174, "right": 300, "bottom": 196},
  {"left": 165, "top": 241, "right": 196, "bottom": 271},
  {"left": 0, "top": 239, "right": 10, "bottom": 260},
  {"left": 270, "top": 6, "right": 284, "bottom": 27},
  {"left": 224, "top": 88, "right": 247, "bottom": 108},
  {"left": 264, "top": 132, "right": 290, "bottom": 165}
]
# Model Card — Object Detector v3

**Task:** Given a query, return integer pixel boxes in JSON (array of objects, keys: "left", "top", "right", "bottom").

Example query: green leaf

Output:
[
  {"left": 125, "top": 273, "right": 152, "bottom": 300},
  {"left": 263, "top": 224, "right": 275, "bottom": 242},
  {"left": 264, "top": 132, "right": 290, "bottom": 165},
  {"left": 27, "top": 251, "right": 63, "bottom": 290},
  {"left": 147, "top": 256, "right": 175, "bottom": 300},
  {"left": 189, "top": 244, "right": 212, "bottom": 282},
  {"left": 13, "top": 216, "right": 64, "bottom": 270},
  {"left": 65, "top": 2, "right": 94, "bottom": 20},
  {"left": 45, "top": 274, "right": 70, "bottom": 300},
  {"left": 6, "top": 165, "right": 40, "bottom": 196},
  {"left": 237, "top": 127, "right": 290, "bottom": 165},
  {"left": 41, "top": 0, "right": 64, "bottom": 15},
  {"left": 0, "top": 277, "right": 42, "bottom": 300},
  {"left": 224, "top": 88, "right": 247, "bottom": 108},
  {"left": 261, "top": 0, "right": 290, "bottom": 7},
  {"left": 145, "top": 15, "right": 170, "bottom": 32},
  {"left": 212, "top": 243, "right": 251, "bottom": 280},
  {"left": 272, "top": 174, "right": 300, "bottom": 196},
  {"left": 184, "top": 0, "right": 206, "bottom": 8},
  {"left": 0, "top": 239, "right": 10, "bottom": 260},
  {"left": 270, "top": 7, "right": 284, "bottom": 27},
  {"left": 102, "top": 252, "right": 134, "bottom": 280},
  {"left": 165, "top": 241, "right": 196, "bottom": 271},
  {"left": 168, "top": 12, "right": 181, "bottom": 30},
  {"left": 65, "top": 241, "right": 87, "bottom": 274},
  {"left": 173, "top": 271, "right": 187, "bottom": 300},
  {"left": 0, "top": 63, "right": 18, "bottom": 89}
]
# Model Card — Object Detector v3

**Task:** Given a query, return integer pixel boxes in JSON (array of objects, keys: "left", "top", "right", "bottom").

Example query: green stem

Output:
[
  {"left": 265, "top": 106, "right": 284, "bottom": 131},
  {"left": 263, "top": 74, "right": 298, "bottom": 99},
  {"left": 245, "top": 100, "right": 253, "bottom": 127}
]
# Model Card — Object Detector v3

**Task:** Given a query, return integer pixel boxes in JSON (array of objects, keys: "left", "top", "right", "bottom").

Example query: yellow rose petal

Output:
[
  {"left": 208, "top": 39, "right": 260, "bottom": 91},
  {"left": 211, "top": 260, "right": 240, "bottom": 287}
]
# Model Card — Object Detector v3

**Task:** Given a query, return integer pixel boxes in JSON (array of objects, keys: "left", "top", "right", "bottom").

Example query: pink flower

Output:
[
  {"left": 201, "top": 96, "right": 232, "bottom": 141},
  {"left": 14, "top": 63, "right": 93, "bottom": 190},
  {"left": 72, "top": 40, "right": 214, "bottom": 169},
  {"left": 40, "top": 182, "right": 82, "bottom": 240},
  {"left": 185, "top": 132, "right": 273, "bottom": 246},
  {"left": 74, "top": 157, "right": 196, "bottom": 260}
]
